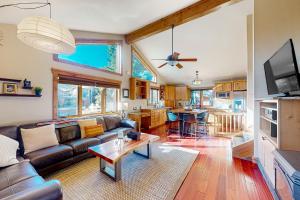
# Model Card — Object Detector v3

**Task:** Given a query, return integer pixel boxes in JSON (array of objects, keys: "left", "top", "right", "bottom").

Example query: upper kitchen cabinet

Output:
[
  {"left": 233, "top": 80, "right": 247, "bottom": 91},
  {"left": 165, "top": 85, "right": 176, "bottom": 100},
  {"left": 214, "top": 80, "right": 247, "bottom": 92},
  {"left": 130, "top": 78, "right": 150, "bottom": 100},
  {"left": 175, "top": 86, "right": 190, "bottom": 101}
]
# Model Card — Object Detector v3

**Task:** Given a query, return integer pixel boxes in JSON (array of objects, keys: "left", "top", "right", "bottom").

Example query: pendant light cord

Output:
[{"left": 0, "top": 1, "right": 52, "bottom": 18}]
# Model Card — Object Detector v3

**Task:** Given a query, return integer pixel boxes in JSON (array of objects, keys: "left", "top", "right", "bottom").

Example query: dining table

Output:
[{"left": 170, "top": 108, "right": 207, "bottom": 137}]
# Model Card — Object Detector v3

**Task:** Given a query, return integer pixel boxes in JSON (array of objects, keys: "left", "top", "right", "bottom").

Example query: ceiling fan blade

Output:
[
  {"left": 176, "top": 63, "right": 183, "bottom": 69},
  {"left": 177, "top": 58, "right": 197, "bottom": 62},
  {"left": 158, "top": 62, "right": 168, "bottom": 68}
]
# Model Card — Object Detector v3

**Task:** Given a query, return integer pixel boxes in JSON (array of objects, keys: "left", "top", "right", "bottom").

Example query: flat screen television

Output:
[{"left": 264, "top": 39, "right": 300, "bottom": 96}]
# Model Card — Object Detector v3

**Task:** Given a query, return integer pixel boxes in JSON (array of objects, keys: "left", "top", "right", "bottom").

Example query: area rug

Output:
[{"left": 47, "top": 143, "right": 198, "bottom": 200}]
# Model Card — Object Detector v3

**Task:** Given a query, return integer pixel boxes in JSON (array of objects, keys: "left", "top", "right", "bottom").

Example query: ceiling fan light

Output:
[
  {"left": 17, "top": 16, "right": 75, "bottom": 54},
  {"left": 168, "top": 60, "right": 178, "bottom": 66}
]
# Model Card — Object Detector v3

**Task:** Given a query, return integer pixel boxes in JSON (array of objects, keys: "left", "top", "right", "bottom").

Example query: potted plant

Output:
[{"left": 34, "top": 87, "right": 43, "bottom": 96}]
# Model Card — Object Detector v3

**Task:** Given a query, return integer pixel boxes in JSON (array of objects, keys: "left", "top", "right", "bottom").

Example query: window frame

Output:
[
  {"left": 149, "top": 87, "right": 160, "bottom": 105},
  {"left": 191, "top": 88, "right": 214, "bottom": 108},
  {"left": 53, "top": 39, "right": 123, "bottom": 76},
  {"left": 52, "top": 68, "right": 121, "bottom": 119},
  {"left": 131, "top": 46, "right": 157, "bottom": 83}
]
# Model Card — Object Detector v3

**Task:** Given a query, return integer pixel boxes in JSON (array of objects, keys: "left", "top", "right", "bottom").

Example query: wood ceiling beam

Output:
[{"left": 125, "top": 0, "right": 241, "bottom": 44}]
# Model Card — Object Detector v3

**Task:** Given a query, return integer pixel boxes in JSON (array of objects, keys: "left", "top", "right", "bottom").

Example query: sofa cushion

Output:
[
  {"left": 0, "top": 135, "right": 19, "bottom": 167},
  {"left": 85, "top": 125, "right": 104, "bottom": 138},
  {"left": 97, "top": 127, "right": 133, "bottom": 143},
  {"left": 104, "top": 115, "right": 121, "bottom": 130},
  {"left": 24, "top": 145, "right": 73, "bottom": 169},
  {"left": 0, "top": 126, "right": 18, "bottom": 141},
  {"left": 120, "top": 119, "right": 137, "bottom": 129},
  {"left": 78, "top": 119, "right": 97, "bottom": 138},
  {"left": 57, "top": 124, "right": 81, "bottom": 143},
  {"left": 65, "top": 138, "right": 100, "bottom": 155},
  {"left": 0, "top": 176, "right": 45, "bottom": 199},
  {"left": 95, "top": 116, "right": 107, "bottom": 131},
  {"left": 0, "top": 160, "right": 38, "bottom": 191},
  {"left": 21, "top": 124, "right": 59, "bottom": 155},
  {"left": 97, "top": 132, "right": 118, "bottom": 144}
]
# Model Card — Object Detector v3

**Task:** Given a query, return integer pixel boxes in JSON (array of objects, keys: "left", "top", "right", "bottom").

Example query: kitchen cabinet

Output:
[
  {"left": 233, "top": 80, "right": 247, "bottom": 91},
  {"left": 258, "top": 134, "right": 276, "bottom": 187},
  {"left": 175, "top": 86, "right": 190, "bottom": 100},
  {"left": 130, "top": 78, "right": 150, "bottom": 100},
  {"left": 140, "top": 108, "right": 167, "bottom": 129},
  {"left": 165, "top": 85, "right": 175, "bottom": 100},
  {"left": 214, "top": 80, "right": 246, "bottom": 92},
  {"left": 214, "top": 82, "right": 232, "bottom": 92}
]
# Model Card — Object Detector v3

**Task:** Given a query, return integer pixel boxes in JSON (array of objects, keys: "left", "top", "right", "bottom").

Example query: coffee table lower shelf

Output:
[{"left": 90, "top": 140, "right": 154, "bottom": 182}]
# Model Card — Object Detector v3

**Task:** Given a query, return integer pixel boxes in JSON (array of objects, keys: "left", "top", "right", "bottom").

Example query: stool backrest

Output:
[{"left": 167, "top": 112, "right": 178, "bottom": 122}]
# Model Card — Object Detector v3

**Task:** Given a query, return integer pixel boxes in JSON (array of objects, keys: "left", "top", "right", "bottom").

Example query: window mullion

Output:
[
  {"left": 78, "top": 85, "right": 83, "bottom": 116},
  {"left": 102, "top": 88, "right": 106, "bottom": 114}
]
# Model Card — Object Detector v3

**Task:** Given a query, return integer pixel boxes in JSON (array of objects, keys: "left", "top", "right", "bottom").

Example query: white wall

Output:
[
  {"left": 247, "top": 15, "right": 254, "bottom": 132},
  {"left": 253, "top": 0, "right": 300, "bottom": 156},
  {"left": 0, "top": 24, "right": 164, "bottom": 126}
]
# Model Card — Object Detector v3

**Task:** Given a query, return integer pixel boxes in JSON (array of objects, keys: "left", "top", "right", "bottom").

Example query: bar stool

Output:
[
  {"left": 166, "top": 112, "right": 180, "bottom": 136},
  {"left": 182, "top": 113, "right": 198, "bottom": 139},
  {"left": 196, "top": 112, "right": 209, "bottom": 135}
]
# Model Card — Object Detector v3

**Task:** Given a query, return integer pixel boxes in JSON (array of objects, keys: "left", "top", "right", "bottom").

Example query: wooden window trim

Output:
[
  {"left": 53, "top": 39, "right": 123, "bottom": 76},
  {"left": 52, "top": 68, "right": 121, "bottom": 119},
  {"left": 131, "top": 45, "right": 157, "bottom": 83}
]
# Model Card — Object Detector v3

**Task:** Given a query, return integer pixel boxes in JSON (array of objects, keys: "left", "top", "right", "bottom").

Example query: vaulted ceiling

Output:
[
  {"left": 136, "top": 0, "right": 253, "bottom": 87},
  {"left": 0, "top": 0, "right": 199, "bottom": 34},
  {"left": 0, "top": 0, "right": 253, "bottom": 87}
]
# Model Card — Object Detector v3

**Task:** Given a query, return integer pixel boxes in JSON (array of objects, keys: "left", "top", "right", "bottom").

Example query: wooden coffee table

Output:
[{"left": 88, "top": 133, "right": 160, "bottom": 181}]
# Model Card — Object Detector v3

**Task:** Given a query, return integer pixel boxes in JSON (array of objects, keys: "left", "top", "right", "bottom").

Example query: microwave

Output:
[{"left": 216, "top": 92, "right": 231, "bottom": 99}]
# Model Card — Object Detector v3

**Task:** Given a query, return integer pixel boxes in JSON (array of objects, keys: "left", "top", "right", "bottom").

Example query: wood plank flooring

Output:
[{"left": 144, "top": 125, "right": 274, "bottom": 200}]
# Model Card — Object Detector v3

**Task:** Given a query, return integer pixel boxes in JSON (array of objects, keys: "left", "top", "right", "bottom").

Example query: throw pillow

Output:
[
  {"left": 77, "top": 119, "right": 97, "bottom": 138},
  {"left": 85, "top": 124, "right": 104, "bottom": 138},
  {"left": 21, "top": 124, "right": 59, "bottom": 155},
  {"left": 0, "top": 135, "right": 19, "bottom": 167}
]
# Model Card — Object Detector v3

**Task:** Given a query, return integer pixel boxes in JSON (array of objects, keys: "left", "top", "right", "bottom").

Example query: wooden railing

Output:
[{"left": 210, "top": 112, "right": 245, "bottom": 136}]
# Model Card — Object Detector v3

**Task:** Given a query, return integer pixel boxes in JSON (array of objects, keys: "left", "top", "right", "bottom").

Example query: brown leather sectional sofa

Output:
[{"left": 0, "top": 115, "right": 137, "bottom": 200}]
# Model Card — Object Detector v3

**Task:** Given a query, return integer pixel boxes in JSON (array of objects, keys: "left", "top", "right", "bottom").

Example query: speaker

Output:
[
  {"left": 271, "top": 123, "right": 277, "bottom": 137},
  {"left": 272, "top": 110, "right": 277, "bottom": 121}
]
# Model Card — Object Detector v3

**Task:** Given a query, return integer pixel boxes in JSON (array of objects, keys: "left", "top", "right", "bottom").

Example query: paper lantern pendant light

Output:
[{"left": 17, "top": 16, "right": 75, "bottom": 54}]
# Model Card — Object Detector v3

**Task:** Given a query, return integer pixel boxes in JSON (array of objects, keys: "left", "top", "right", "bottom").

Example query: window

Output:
[
  {"left": 58, "top": 84, "right": 78, "bottom": 117},
  {"left": 191, "top": 90, "right": 201, "bottom": 107},
  {"left": 191, "top": 90, "right": 214, "bottom": 108},
  {"left": 149, "top": 88, "right": 159, "bottom": 105},
  {"left": 53, "top": 69, "right": 121, "bottom": 118},
  {"left": 202, "top": 90, "right": 214, "bottom": 106},
  {"left": 132, "top": 48, "right": 157, "bottom": 82},
  {"left": 55, "top": 40, "right": 121, "bottom": 74},
  {"left": 106, "top": 88, "right": 118, "bottom": 112},
  {"left": 82, "top": 86, "right": 103, "bottom": 114}
]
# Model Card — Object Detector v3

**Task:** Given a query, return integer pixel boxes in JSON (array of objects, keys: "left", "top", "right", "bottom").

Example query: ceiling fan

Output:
[{"left": 152, "top": 25, "right": 197, "bottom": 69}]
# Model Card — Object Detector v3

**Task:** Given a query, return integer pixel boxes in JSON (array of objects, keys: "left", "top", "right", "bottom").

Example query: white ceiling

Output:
[
  {"left": 136, "top": 0, "right": 253, "bottom": 88},
  {"left": 0, "top": 0, "right": 198, "bottom": 34}
]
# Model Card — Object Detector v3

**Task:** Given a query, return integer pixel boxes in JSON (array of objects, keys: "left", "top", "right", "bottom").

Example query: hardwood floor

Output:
[{"left": 144, "top": 125, "right": 274, "bottom": 200}]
